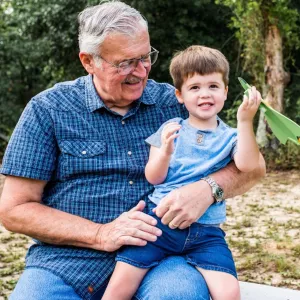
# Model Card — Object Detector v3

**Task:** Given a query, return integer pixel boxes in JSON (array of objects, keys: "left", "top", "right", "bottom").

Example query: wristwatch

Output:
[{"left": 201, "top": 176, "right": 224, "bottom": 203}]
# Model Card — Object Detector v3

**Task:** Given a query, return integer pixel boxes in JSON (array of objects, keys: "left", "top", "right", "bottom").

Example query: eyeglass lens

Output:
[{"left": 118, "top": 50, "right": 158, "bottom": 75}]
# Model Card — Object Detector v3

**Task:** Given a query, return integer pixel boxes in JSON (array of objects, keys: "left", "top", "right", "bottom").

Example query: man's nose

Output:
[{"left": 132, "top": 60, "right": 148, "bottom": 77}]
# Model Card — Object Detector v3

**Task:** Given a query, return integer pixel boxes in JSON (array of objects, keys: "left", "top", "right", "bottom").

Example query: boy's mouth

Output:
[{"left": 198, "top": 102, "right": 213, "bottom": 107}]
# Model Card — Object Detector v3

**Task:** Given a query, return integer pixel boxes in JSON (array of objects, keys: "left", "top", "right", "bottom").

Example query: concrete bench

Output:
[{"left": 240, "top": 282, "right": 300, "bottom": 300}]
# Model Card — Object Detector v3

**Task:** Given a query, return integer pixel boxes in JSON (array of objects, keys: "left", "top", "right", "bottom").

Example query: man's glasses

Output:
[{"left": 96, "top": 46, "right": 159, "bottom": 75}]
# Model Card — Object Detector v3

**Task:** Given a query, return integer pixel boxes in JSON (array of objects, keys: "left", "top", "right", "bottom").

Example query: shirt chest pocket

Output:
[{"left": 58, "top": 140, "right": 106, "bottom": 180}]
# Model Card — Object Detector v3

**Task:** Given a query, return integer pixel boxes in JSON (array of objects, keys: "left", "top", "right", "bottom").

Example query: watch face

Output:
[{"left": 215, "top": 187, "right": 224, "bottom": 200}]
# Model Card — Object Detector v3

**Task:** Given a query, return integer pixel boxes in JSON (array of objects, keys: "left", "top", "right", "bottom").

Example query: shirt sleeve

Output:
[
  {"left": 145, "top": 117, "right": 182, "bottom": 148},
  {"left": 0, "top": 99, "right": 58, "bottom": 181}
]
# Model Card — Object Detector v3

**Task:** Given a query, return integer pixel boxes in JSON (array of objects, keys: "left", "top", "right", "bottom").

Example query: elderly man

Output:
[{"left": 0, "top": 1, "right": 265, "bottom": 299}]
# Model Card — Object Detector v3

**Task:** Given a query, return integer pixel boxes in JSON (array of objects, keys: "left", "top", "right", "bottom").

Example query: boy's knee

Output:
[{"left": 213, "top": 281, "right": 240, "bottom": 300}]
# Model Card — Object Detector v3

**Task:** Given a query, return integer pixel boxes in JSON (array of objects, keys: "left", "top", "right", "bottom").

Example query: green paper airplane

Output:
[{"left": 238, "top": 77, "right": 300, "bottom": 146}]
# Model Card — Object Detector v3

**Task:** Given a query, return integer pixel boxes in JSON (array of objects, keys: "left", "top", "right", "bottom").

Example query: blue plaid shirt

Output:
[{"left": 1, "top": 75, "right": 188, "bottom": 299}]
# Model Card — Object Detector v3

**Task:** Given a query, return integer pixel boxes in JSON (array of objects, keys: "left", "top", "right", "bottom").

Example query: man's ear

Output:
[
  {"left": 175, "top": 89, "right": 184, "bottom": 104},
  {"left": 79, "top": 52, "right": 95, "bottom": 74}
]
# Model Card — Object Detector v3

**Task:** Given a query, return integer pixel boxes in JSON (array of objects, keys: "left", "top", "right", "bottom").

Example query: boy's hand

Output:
[
  {"left": 160, "top": 122, "right": 181, "bottom": 155},
  {"left": 237, "top": 86, "right": 261, "bottom": 122}
]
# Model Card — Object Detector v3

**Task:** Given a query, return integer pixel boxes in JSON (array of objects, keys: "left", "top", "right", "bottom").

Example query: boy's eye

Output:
[
  {"left": 210, "top": 84, "right": 218, "bottom": 89},
  {"left": 190, "top": 86, "right": 199, "bottom": 90}
]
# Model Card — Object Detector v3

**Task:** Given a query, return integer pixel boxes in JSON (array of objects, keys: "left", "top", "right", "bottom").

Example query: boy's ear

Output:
[
  {"left": 175, "top": 89, "right": 184, "bottom": 104},
  {"left": 224, "top": 86, "right": 229, "bottom": 101}
]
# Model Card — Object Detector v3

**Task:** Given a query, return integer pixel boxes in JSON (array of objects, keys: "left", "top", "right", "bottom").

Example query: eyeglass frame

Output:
[{"left": 94, "top": 46, "right": 159, "bottom": 75}]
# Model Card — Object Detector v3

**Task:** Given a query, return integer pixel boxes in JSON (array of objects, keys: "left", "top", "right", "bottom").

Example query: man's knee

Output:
[{"left": 135, "top": 256, "right": 209, "bottom": 300}]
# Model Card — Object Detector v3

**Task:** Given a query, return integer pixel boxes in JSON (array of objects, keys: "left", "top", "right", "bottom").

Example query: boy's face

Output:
[{"left": 175, "top": 72, "right": 228, "bottom": 128}]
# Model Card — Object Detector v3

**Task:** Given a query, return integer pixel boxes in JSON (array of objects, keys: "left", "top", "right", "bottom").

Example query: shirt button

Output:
[
  {"left": 129, "top": 181, "right": 134, "bottom": 185},
  {"left": 82, "top": 150, "right": 87, "bottom": 155},
  {"left": 87, "top": 285, "right": 94, "bottom": 293},
  {"left": 128, "top": 151, "right": 132, "bottom": 156},
  {"left": 121, "top": 121, "right": 125, "bottom": 125}
]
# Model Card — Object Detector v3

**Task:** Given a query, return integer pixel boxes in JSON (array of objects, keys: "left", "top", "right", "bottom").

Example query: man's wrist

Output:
[
  {"left": 92, "top": 223, "right": 107, "bottom": 251},
  {"left": 198, "top": 180, "right": 214, "bottom": 205},
  {"left": 201, "top": 176, "right": 224, "bottom": 203}
]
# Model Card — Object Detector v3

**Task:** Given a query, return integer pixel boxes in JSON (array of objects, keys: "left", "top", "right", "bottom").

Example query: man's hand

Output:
[
  {"left": 155, "top": 180, "right": 213, "bottom": 230},
  {"left": 96, "top": 201, "right": 162, "bottom": 252}
]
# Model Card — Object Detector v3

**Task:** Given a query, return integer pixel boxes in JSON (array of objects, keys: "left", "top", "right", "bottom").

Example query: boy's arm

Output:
[
  {"left": 234, "top": 86, "right": 261, "bottom": 172},
  {"left": 234, "top": 122, "right": 260, "bottom": 172},
  {"left": 145, "top": 122, "right": 181, "bottom": 185},
  {"left": 145, "top": 146, "right": 172, "bottom": 185}
]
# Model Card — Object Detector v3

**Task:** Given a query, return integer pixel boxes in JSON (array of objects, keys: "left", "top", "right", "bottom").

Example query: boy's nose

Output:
[{"left": 199, "top": 89, "right": 210, "bottom": 98}]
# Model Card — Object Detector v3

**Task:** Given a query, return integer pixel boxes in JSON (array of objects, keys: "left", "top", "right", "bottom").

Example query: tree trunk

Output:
[
  {"left": 256, "top": 24, "right": 290, "bottom": 147},
  {"left": 265, "top": 25, "right": 289, "bottom": 112}
]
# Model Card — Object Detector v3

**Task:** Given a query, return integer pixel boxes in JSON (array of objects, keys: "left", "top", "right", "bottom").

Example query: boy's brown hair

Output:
[{"left": 169, "top": 45, "right": 230, "bottom": 90}]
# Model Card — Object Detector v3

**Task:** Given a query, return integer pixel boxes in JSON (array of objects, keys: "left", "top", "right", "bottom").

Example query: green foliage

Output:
[
  {"left": 216, "top": 0, "right": 300, "bottom": 169},
  {"left": 216, "top": 0, "right": 300, "bottom": 87},
  {"left": 0, "top": 0, "right": 89, "bottom": 156},
  {"left": 125, "top": 0, "right": 237, "bottom": 83},
  {"left": 261, "top": 140, "right": 300, "bottom": 170},
  {"left": 0, "top": 0, "right": 299, "bottom": 169}
]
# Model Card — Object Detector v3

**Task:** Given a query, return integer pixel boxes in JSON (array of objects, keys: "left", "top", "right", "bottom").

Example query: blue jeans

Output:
[
  {"left": 10, "top": 257, "right": 209, "bottom": 300},
  {"left": 117, "top": 212, "right": 237, "bottom": 278}
]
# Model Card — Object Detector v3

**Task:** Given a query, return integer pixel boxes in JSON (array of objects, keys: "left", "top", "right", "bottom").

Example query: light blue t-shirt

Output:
[{"left": 145, "top": 117, "right": 237, "bottom": 224}]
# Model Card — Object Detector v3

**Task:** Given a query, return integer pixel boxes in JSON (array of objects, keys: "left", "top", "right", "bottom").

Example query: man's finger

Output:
[
  {"left": 119, "top": 236, "right": 148, "bottom": 247},
  {"left": 125, "top": 227, "right": 160, "bottom": 242},
  {"left": 129, "top": 210, "right": 158, "bottom": 226},
  {"left": 129, "top": 200, "right": 146, "bottom": 212},
  {"left": 155, "top": 201, "right": 171, "bottom": 218},
  {"left": 160, "top": 210, "right": 177, "bottom": 225},
  {"left": 178, "top": 220, "right": 191, "bottom": 230},
  {"left": 168, "top": 215, "right": 183, "bottom": 229}
]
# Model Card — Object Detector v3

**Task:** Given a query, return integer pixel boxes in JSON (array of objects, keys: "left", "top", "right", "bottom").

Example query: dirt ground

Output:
[{"left": 0, "top": 171, "right": 299, "bottom": 299}]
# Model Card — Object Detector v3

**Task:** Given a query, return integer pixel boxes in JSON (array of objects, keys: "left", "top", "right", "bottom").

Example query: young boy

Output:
[{"left": 102, "top": 45, "right": 262, "bottom": 300}]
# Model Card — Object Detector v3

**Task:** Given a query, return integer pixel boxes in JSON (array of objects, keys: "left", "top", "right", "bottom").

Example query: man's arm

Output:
[
  {"left": 212, "top": 153, "right": 266, "bottom": 198},
  {"left": 0, "top": 176, "right": 161, "bottom": 252},
  {"left": 155, "top": 153, "right": 266, "bottom": 229}
]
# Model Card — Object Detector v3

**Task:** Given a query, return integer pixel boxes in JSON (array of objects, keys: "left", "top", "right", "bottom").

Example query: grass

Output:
[{"left": 224, "top": 170, "right": 300, "bottom": 290}]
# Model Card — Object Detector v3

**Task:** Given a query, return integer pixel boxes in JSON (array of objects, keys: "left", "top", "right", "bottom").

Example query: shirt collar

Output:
[
  {"left": 182, "top": 117, "right": 223, "bottom": 133},
  {"left": 85, "top": 75, "right": 106, "bottom": 112},
  {"left": 85, "top": 75, "right": 156, "bottom": 113}
]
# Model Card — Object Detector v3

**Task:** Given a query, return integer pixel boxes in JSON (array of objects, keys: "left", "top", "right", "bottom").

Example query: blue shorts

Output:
[{"left": 116, "top": 209, "right": 237, "bottom": 278}]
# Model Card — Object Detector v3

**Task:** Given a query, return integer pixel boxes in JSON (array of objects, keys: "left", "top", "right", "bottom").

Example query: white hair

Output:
[{"left": 78, "top": 0, "right": 148, "bottom": 56}]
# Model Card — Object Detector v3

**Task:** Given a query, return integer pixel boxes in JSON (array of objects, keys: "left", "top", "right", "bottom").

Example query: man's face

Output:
[{"left": 89, "top": 29, "right": 151, "bottom": 110}]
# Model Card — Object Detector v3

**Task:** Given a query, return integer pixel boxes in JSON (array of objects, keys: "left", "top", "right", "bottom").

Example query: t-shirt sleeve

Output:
[
  {"left": 0, "top": 99, "right": 58, "bottom": 180},
  {"left": 145, "top": 117, "right": 182, "bottom": 148}
]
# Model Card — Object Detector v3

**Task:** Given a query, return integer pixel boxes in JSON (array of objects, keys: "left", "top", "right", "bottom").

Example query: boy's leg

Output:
[
  {"left": 185, "top": 225, "right": 239, "bottom": 300},
  {"left": 102, "top": 261, "right": 148, "bottom": 300},
  {"left": 196, "top": 267, "right": 240, "bottom": 300}
]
